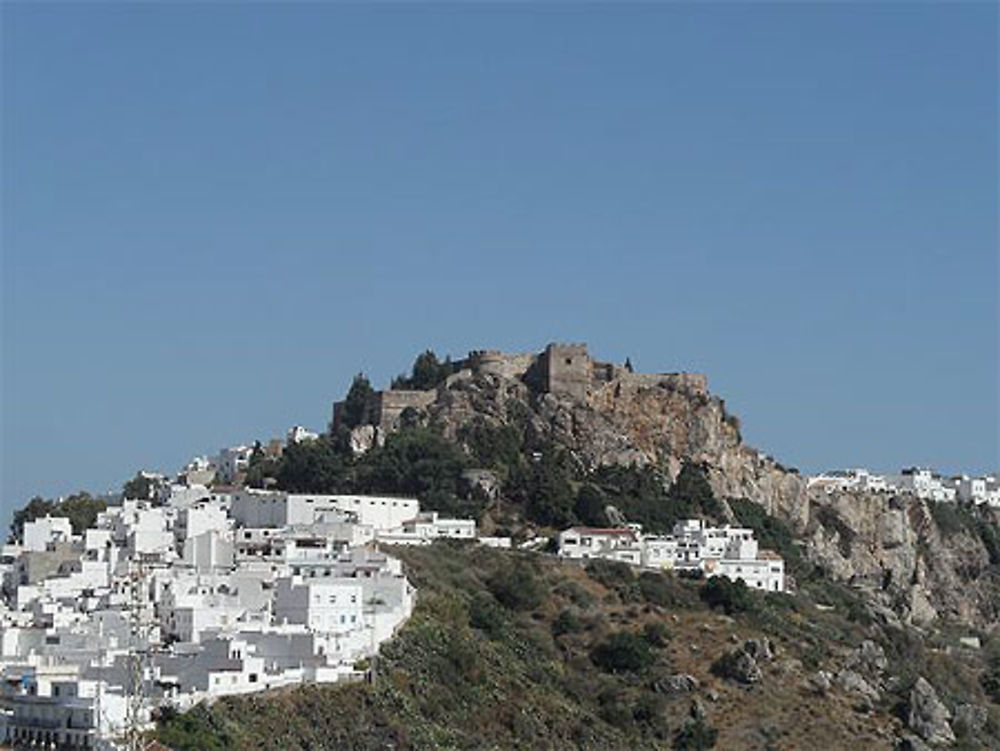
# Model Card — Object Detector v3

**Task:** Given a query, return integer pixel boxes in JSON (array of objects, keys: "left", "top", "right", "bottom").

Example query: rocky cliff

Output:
[{"left": 356, "top": 350, "right": 1000, "bottom": 630}]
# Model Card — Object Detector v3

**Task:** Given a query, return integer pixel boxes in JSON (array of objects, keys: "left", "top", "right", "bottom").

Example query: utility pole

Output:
[{"left": 124, "top": 554, "right": 153, "bottom": 751}]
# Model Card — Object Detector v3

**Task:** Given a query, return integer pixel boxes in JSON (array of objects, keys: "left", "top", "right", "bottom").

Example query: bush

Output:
[
  {"left": 591, "top": 631, "right": 655, "bottom": 673},
  {"left": 574, "top": 484, "right": 609, "bottom": 527},
  {"left": 552, "top": 609, "right": 583, "bottom": 637},
  {"left": 638, "top": 571, "right": 696, "bottom": 608},
  {"left": 585, "top": 559, "right": 635, "bottom": 590},
  {"left": 700, "top": 576, "right": 754, "bottom": 615},
  {"left": 487, "top": 561, "right": 545, "bottom": 612},
  {"left": 468, "top": 592, "right": 507, "bottom": 638},
  {"left": 642, "top": 621, "right": 672, "bottom": 647},
  {"left": 674, "top": 716, "right": 718, "bottom": 750}
]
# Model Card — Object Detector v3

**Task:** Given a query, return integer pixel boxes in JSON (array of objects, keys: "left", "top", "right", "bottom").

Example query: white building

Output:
[
  {"left": 287, "top": 426, "right": 320, "bottom": 445},
  {"left": 231, "top": 491, "right": 420, "bottom": 531},
  {"left": 557, "top": 519, "right": 785, "bottom": 592},
  {"left": 216, "top": 445, "right": 254, "bottom": 486},
  {"left": 375, "top": 512, "right": 477, "bottom": 546},
  {"left": 273, "top": 577, "right": 363, "bottom": 634},
  {"left": 22, "top": 517, "right": 73, "bottom": 552}
]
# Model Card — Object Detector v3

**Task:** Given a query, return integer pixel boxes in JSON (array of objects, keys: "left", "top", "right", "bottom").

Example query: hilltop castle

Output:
[{"left": 332, "top": 342, "right": 707, "bottom": 433}]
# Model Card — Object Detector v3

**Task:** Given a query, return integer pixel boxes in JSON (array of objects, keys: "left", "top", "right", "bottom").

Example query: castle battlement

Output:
[{"left": 332, "top": 343, "right": 707, "bottom": 432}]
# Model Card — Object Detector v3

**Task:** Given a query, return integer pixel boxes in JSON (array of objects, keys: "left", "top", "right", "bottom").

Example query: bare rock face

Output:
[
  {"left": 409, "top": 356, "right": 1000, "bottom": 628},
  {"left": 806, "top": 491, "right": 1000, "bottom": 628},
  {"left": 836, "top": 669, "right": 881, "bottom": 710},
  {"left": 348, "top": 425, "right": 383, "bottom": 455},
  {"left": 907, "top": 677, "right": 955, "bottom": 746}
]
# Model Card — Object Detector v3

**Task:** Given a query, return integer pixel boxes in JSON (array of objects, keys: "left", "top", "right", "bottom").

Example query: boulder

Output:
[
  {"left": 952, "top": 703, "right": 987, "bottom": 735},
  {"left": 836, "top": 669, "right": 880, "bottom": 710},
  {"left": 713, "top": 648, "right": 762, "bottom": 685},
  {"left": 907, "top": 677, "right": 955, "bottom": 746},
  {"left": 654, "top": 673, "right": 700, "bottom": 694},
  {"left": 845, "top": 640, "right": 888, "bottom": 677},
  {"left": 743, "top": 638, "right": 774, "bottom": 661},
  {"left": 807, "top": 670, "right": 833, "bottom": 695}
]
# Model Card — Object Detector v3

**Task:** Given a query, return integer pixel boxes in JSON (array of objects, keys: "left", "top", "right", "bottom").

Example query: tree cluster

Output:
[
  {"left": 9, "top": 492, "right": 107, "bottom": 542},
  {"left": 391, "top": 350, "right": 458, "bottom": 391}
]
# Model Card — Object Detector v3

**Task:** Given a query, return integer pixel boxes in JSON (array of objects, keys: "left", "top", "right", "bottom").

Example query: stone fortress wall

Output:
[{"left": 332, "top": 343, "right": 707, "bottom": 431}]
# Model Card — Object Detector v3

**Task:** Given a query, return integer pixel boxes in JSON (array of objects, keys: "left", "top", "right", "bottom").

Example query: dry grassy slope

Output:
[{"left": 154, "top": 544, "right": 1000, "bottom": 751}]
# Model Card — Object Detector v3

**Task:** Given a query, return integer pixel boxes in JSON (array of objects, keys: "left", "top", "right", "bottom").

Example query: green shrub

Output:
[
  {"left": 585, "top": 559, "right": 635, "bottom": 590},
  {"left": 638, "top": 570, "right": 696, "bottom": 608},
  {"left": 674, "top": 715, "right": 718, "bottom": 750},
  {"left": 700, "top": 576, "right": 754, "bottom": 615},
  {"left": 468, "top": 591, "right": 507, "bottom": 638},
  {"left": 552, "top": 608, "right": 583, "bottom": 637},
  {"left": 590, "top": 631, "right": 655, "bottom": 673},
  {"left": 487, "top": 561, "right": 545, "bottom": 612},
  {"left": 642, "top": 621, "right": 672, "bottom": 647}
]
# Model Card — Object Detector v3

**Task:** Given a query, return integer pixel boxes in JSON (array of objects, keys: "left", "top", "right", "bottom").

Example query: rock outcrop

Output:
[
  {"left": 358, "top": 343, "right": 1000, "bottom": 628},
  {"left": 907, "top": 677, "right": 955, "bottom": 746}
]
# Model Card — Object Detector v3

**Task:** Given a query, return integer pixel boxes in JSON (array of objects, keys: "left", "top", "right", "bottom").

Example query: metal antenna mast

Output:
[{"left": 124, "top": 554, "right": 153, "bottom": 751}]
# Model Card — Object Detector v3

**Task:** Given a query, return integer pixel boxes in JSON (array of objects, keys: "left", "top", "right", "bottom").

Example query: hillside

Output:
[
  {"left": 278, "top": 344, "right": 1000, "bottom": 628},
  {"left": 159, "top": 342, "right": 1000, "bottom": 750},
  {"left": 156, "top": 543, "right": 1000, "bottom": 750}
]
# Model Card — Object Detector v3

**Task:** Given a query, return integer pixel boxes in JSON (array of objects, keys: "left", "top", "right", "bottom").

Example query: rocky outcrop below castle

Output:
[{"left": 344, "top": 343, "right": 1000, "bottom": 629}]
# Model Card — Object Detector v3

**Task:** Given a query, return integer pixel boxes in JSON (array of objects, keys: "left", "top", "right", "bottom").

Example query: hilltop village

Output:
[
  {"left": 3, "top": 342, "right": 996, "bottom": 751},
  {"left": 0, "top": 343, "right": 793, "bottom": 750}
]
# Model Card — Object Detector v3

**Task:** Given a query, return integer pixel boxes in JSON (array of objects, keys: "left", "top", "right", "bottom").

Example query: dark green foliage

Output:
[
  {"left": 10, "top": 496, "right": 56, "bottom": 541},
  {"left": 638, "top": 571, "right": 698, "bottom": 608},
  {"left": 700, "top": 576, "right": 755, "bottom": 615},
  {"left": 983, "top": 635, "right": 1000, "bottom": 703},
  {"left": 574, "top": 484, "right": 609, "bottom": 527},
  {"left": 340, "top": 373, "right": 374, "bottom": 429},
  {"left": 467, "top": 591, "right": 507, "bottom": 638},
  {"left": 10, "top": 493, "right": 106, "bottom": 541},
  {"left": 552, "top": 608, "right": 584, "bottom": 637},
  {"left": 458, "top": 420, "right": 524, "bottom": 475},
  {"left": 122, "top": 472, "right": 157, "bottom": 501},
  {"left": 585, "top": 559, "right": 635, "bottom": 590},
  {"left": 58, "top": 493, "right": 107, "bottom": 535},
  {"left": 356, "top": 427, "right": 469, "bottom": 499},
  {"left": 487, "top": 560, "right": 544, "bottom": 612},
  {"left": 674, "top": 715, "right": 718, "bottom": 750},
  {"left": 507, "top": 444, "right": 577, "bottom": 527},
  {"left": 391, "top": 350, "right": 457, "bottom": 391},
  {"left": 642, "top": 621, "right": 672, "bottom": 647},
  {"left": 276, "top": 436, "right": 352, "bottom": 494},
  {"left": 590, "top": 462, "right": 724, "bottom": 534},
  {"left": 729, "top": 498, "right": 806, "bottom": 574},
  {"left": 977, "top": 521, "right": 1000, "bottom": 567},
  {"left": 670, "top": 462, "right": 721, "bottom": 515},
  {"left": 591, "top": 631, "right": 655, "bottom": 673},
  {"left": 245, "top": 441, "right": 279, "bottom": 489},
  {"left": 154, "top": 704, "right": 231, "bottom": 751},
  {"left": 981, "top": 666, "right": 1000, "bottom": 703}
]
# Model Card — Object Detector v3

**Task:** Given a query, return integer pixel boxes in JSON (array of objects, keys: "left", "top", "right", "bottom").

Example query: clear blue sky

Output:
[{"left": 2, "top": 3, "right": 997, "bottom": 517}]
